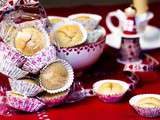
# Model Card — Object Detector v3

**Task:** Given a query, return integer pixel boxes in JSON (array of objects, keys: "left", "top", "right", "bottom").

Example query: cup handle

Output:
[{"left": 106, "top": 9, "right": 125, "bottom": 33}]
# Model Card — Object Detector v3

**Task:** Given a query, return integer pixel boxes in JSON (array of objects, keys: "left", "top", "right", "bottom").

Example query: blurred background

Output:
[{"left": 40, "top": 0, "right": 159, "bottom": 8}]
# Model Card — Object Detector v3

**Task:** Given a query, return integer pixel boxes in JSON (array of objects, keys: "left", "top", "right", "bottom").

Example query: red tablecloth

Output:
[{"left": 1, "top": 2, "right": 160, "bottom": 120}]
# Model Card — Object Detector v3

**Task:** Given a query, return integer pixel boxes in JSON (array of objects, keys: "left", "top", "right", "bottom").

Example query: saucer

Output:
[{"left": 106, "top": 25, "right": 160, "bottom": 50}]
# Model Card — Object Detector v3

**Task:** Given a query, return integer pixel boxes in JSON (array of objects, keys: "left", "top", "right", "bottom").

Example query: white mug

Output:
[{"left": 106, "top": 9, "right": 154, "bottom": 33}]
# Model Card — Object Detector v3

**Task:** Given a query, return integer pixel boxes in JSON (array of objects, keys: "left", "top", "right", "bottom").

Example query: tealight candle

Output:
[{"left": 133, "top": 0, "right": 149, "bottom": 15}]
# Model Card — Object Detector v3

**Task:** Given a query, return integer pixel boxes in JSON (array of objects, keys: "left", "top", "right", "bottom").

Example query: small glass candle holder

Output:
[{"left": 117, "top": 36, "right": 142, "bottom": 64}]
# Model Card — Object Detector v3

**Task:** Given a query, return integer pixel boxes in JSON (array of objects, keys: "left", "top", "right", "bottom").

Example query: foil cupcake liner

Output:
[
  {"left": 87, "top": 26, "right": 106, "bottom": 43},
  {"left": 9, "top": 78, "right": 43, "bottom": 97},
  {"left": 0, "top": 42, "right": 26, "bottom": 67},
  {"left": 40, "top": 59, "right": 74, "bottom": 94},
  {"left": 68, "top": 13, "right": 102, "bottom": 30},
  {"left": 93, "top": 80, "right": 130, "bottom": 103},
  {"left": 129, "top": 94, "right": 160, "bottom": 118},
  {"left": 50, "top": 20, "right": 87, "bottom": 48},
  {"left": 6, "top": 91, "right": 45, "bottom": 112},
  {"left": 22, "top": 45, "right": 57, "bottom": 74},
  {"left": 0, "top": 57, "right": 28, "bottom": 79},
  {"left": 0, "top": 19, "right": 15, "bottom": 43},
  {"left": 38, "top": 90, "right": 69, "bottom": 107}
]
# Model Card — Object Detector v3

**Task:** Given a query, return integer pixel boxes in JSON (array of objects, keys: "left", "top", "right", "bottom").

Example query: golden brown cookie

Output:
[
  {"left": 51, "top": 24, "right": 85, "bottom": 47},
  {"left": 137, "top": 97, "right": 160, "bottom": 108},
  {"left": 15, "top": 27, "right": 45, "bottom": 56},
  {"left": 97, "top": 82, "right": 124, "bottom": 95},
  {"left": 74, "top": 16, "right": 91, "bottom": 21},
  {"left": 49, "top": 18, "right": 64, "bottom": 24},
  {"left": 40, "top": 61, "right": 68, "bottom": 91},
  {"left": 39, "top": 90, "right": 69, "bottom": 99}
]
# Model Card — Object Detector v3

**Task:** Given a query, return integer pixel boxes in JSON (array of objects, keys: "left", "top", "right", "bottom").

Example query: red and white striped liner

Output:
[
  {"left": 38, "top": 90, "right": 69, "bottom": 107},
  {"left": 7, "top": 91, "right": 45, "bottom": 112},
  {"left": 9, "top": 78, "right": 43, "bottom": 97},
  {"left": 0, "top": 55, "right": 28, "bottom": 79},
  {"left": 0, "top": 42, "right": 26, "bottom": 67},
  {"left": 22, "top": 45, "right": 57, "bottom": 74},
  {"left": 93, "top": 80, "right": 130, "bottom": 103},
  {"left": 129, "top": 94, "right": 160, "bottom": 118}
]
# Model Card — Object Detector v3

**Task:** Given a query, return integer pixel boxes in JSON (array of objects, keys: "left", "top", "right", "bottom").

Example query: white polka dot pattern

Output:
[{"left": 37, "top": 110, "right": 51, "bottom": 120}]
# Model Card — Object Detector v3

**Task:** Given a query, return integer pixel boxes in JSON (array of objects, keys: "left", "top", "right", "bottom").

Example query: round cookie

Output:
[
  {"left": 50, "top": 21, "right": 87, "bottom": 48},
  {"left": 15, "top": 27, "right": 45, "bottom": 56},
  {"left": 97, "top": 82, "right": 124, "bottom": 95},
  {"left": 136, "top": 97, "right": 160, "bottom": 108},
  {"left": 74, "top": 16, "right": 91, "bottom": 21},
  {"left": 38, "top": 90, "right": 69, "bottom": 107},
  {"left": 39, "top": 59, "right": 74, "bottom": 94},
  {"left": 40, "top": 61, "right": 68, "bottom": 91},
  {"left": 53, "top": 25, "right": 84, "bottom": 47}
]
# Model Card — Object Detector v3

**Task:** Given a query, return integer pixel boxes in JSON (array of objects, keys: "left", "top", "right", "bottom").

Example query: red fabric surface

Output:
[{"left": 1, "top": 2, "right": 160, "bottom": 120}]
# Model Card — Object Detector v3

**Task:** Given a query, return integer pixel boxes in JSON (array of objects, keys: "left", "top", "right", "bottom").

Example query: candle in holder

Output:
[
  {"left": 118, "top": 6, "right": 142, "bottom": 64},
  {"left": 133, "top": 0, "right": 149, "bottom": 15}
]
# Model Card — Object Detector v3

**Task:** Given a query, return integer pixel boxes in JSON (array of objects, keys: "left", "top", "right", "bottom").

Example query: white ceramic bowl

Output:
[{"left": 56, "top": 33, "right": 106, "bottom": 70}]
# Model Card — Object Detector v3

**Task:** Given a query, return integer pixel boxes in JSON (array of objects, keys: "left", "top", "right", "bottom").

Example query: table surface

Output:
[{"left": 1, "top": 2, "right": 160, "bottom": 120}]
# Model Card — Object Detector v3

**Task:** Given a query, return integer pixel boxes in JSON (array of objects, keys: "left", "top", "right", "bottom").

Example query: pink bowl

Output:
[{"left": 56, "top": 36, "right": 106, "bottom": 70}]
